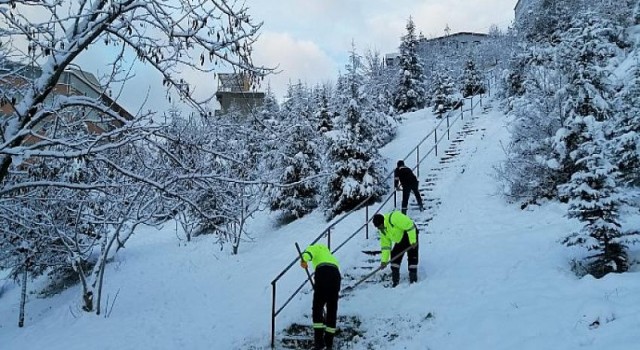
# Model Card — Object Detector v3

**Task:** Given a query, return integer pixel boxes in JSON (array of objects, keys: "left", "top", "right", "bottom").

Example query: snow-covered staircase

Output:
[
  {"left": 271, "top": 100, "right": 492, "bottom": 349},
  {"left": 277, "top": 315, "right": 363, "bottom": 349},
  {"left": 410, "top": 112, "right": 485, "bottom": 231}
]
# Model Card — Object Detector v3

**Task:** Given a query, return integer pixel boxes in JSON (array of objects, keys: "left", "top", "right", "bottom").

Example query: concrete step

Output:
[{"left": 280, "top": 315, "right": 363, "bottom": 350}]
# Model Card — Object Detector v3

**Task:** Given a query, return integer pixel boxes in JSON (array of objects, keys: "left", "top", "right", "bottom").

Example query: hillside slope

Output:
[{"left": 1, "top": 98, "right": 639, "bottom": 350}]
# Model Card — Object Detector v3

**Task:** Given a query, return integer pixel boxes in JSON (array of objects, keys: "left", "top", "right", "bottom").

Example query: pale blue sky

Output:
[
  {"left": 249, "top": 0, "right": 516, "bottom": 100},
  {"left": 74, "top": 0, "right": 516, "bottom": 114}
]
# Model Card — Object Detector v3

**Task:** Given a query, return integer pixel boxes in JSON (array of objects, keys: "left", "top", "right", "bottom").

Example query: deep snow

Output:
[{"left": 1, "top": 97, "right": 639, "bottom": 350}]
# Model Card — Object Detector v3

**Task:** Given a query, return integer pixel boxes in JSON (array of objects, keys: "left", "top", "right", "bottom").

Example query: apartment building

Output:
[{"left": 0, "top": 61, "right": 133, "bottom": 137}]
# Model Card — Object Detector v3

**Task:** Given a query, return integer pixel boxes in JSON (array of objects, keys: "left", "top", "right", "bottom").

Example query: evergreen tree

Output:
[
  {"left": 559, "top": 118, "right": 627, "bottom": 278},
  {"left": 499, "top": 10, "right": 625, "bottom": 203},
  {"left": 516, "top": 0, "right": 578, "bottom": 42},
  {"left": 498, "top": 54, "right": 565, "bottom": 202},
  {"left": 551, "top": 13, "right": 621, "bottom": 190},
  {"left": 269, "top": 121, "right": 321, "bottom": 220},
  {"left": 363, "top": 49, "right": 396, "bottom": 117},
  {"left": 611, "top": 66, "right": 640, "bottom": 185},
  {"left": 323, "top": 132, "right": 387, "bottom": 219},
  {"left": 334, "top": 44, "right": 395, "bottom": 147},
  {"left": 323, "top": 46, "right": 388, "bottom": 219},
  {"left": 312, "top": 84, "right": 334, "bottom": 134},
  {"left": 393, "top": 17, "right": 427, "bottom": 113},
  {"left": 430, "top": 68, "right": 456, "bottom": 114},
  {"left": 460, "top": 59, "right": 485, "bottom": 98},
  {"left": 270, "top": 83, "right": 322, "bottom": 219}
]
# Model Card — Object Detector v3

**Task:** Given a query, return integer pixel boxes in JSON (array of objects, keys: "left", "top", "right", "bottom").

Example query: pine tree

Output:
[
  {"left": 269, "top": 82, "right": 322, "bottom": 220},
  {"left": 430, "top": 68, "right": 456, "bottom": 114},
  {"left": 323, "top": 46, "right": 388, "bottom": 219},
  {"left": 393, "top": 17, "right": 427, "bottom": 113},
  {"left": 551, "top": 13, "right": 621, "bottom": 190},
  {"left": 498, "top": 52, "right": 565, "bottom": 202},
  {"left": 516, "top": 0, "right": 578, "bottom": 42},
  {"left": 323, "top": 132, "right": 387, "bottom": 219},
  {"left": 334, "top": 44, "right": 395, "bottom": 147},
  {"left": 313, "top": 84, "right": 334, "bottom": 134},
  {"left": 362, "top": 49, "right": 396, "bottom": 117},
  {"left": 269, "top": 122, "right": 321, "bottom": 219},
  {"left": 460, "top": 60, "right": 485, "bottom": 98},
  {"left": 611, "top": 66, "right": 640, "bottom": 185},
  {"left": 559, "top": 118, "right": 627, "bottom": 278}
]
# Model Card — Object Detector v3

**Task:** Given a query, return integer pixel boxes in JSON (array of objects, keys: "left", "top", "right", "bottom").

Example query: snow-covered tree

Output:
[
  {"left": 362, "top": 49, "right": 396, "bottom": 117},
  {"left": 0, "top": 0, "right": 267, "bottom": 321},
  {"left": 323, "top": 133, "right": 387, "bottom": 219},
  {"left": 460, "top": 60, "right": 486, "bottom": 98},
  {"left": 312, "top": 84, "right": 335, "bottom": 134},
  {"left": 499, "top": 10, "right": 625, "bottom": 204},
  {"left": 393, "top": 17, "right": 427, "bottom": 113},
  {"left": 270, "top": 82, "right": 322, "bottom": 220},
  {"left": 559, "top": 118, "right": 627, "bottom": 278},
  {"left": 515, "top": 0, "right": 578, "bottom": 42},
  {"left": 610, "top": 65, "right": 640, "bottom": 185},
  {"left": 498, "top": 58, "right": 566, "bottom": 202},
  {"left": 550, "top": 13, "right": 622, "bottom": 189},
  {"left": 323, "top": 46, "right": 388, "bottom": 219},
  {"left": 430, "top": 68, "right": 457, "bottom": 114},
  {"left": 334, "top": 44, "right": 396, "bottom": 147}
]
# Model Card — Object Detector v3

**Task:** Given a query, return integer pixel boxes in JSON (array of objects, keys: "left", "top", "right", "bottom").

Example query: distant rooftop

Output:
[{"left": 419, "top": 31, "right": 488, "bottom": 44}]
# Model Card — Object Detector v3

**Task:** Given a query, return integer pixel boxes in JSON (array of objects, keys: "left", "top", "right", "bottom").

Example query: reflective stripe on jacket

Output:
[
  {"left": 378, "top": 211, "right": 417, "bottom": 263},
  {"left": 302, "top": 244, "right": 340, "bottom": 270}
]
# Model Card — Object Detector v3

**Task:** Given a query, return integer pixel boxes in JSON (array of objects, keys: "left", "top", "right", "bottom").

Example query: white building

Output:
[
  {"left": 385, "top": 31, "right": 489, "bottom": 67},
  {"left": 418, "top": 31, "right": 488, "bottom": 50}
]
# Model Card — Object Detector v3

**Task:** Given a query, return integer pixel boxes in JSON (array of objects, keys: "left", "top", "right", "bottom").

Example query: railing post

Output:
[
  {"left": 471, "top": 96, "right": 474, "bottom": 116},
  {"left": 446, "top": 113, "right": 450, "bottom": 140},
  {"left": 461, "top": 103, "right": 464, "bottom": 120},
  {"left": 416, "top": 146, "right": 420, "bottom": 178},
  {"left": 434, "top": 128, "right": 438, "bottom": 157},
  {"left": 480, "top": 93, "right": 483, "bottom": 108},
  {"left": 365, "top": 205, "right": 369, "bottom": 239},
  {"left": 271, "top": 281, "right": 276, "bottom": 348},
  {"left": 393, "top": 190, "right": 397, "bottom": 209},
  {"left": 326, "top": 227, "right": 331, "bottom": 250}
]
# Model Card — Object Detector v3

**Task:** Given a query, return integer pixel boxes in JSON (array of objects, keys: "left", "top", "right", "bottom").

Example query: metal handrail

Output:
[{"left": 270, "top": 77, "right": 494, "bottom": 347}]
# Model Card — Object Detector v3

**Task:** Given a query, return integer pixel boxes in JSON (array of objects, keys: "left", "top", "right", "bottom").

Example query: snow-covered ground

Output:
[{"left": 1, "top": 98, "right": 639, "bottom": 350}]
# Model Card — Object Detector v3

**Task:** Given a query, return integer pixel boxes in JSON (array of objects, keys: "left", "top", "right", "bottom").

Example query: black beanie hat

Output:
[
  {"left": 397, "top": 160, "right": 404, "bottom": 167},
  {"left": 372, "top": 214, "right": 384, "bottom": 228}
]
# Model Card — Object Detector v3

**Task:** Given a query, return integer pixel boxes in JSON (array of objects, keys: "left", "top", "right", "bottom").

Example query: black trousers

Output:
[
  {"left": 312, "top": 265, "right": 341, "bottom": 331},
  {"left": 390, "top": 229, "right": 419, "bottom": 272},
  {"left": 401, "top": 184, "right": 423, "bottom": 214}
]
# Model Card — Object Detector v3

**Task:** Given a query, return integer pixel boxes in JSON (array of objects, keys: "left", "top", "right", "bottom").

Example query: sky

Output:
[
  {"left": 71, "top": 0, "right": 516, "bottom": 115},
  {"left": 2, "top": 89, "right": 639, "bottom": 350},
  {"left": 248, "top": 0, "right": 516, "bottom": 100}
]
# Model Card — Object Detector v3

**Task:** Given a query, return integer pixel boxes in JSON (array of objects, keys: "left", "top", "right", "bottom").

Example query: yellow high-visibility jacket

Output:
[
  {"left": 302, "top": 244, "right": 340, "bottom": 270},
  {"left": 378, "top": 211, "right": 417, "bottom": 263}
]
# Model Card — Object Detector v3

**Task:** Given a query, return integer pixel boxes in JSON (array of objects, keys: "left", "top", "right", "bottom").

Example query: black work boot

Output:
[
  {"left": 324, "top": 331, "right": 335, "bottom": 350},
  {"left": 409, "top": 269, "right": 418, "bottom": 284},
  {"left": 391, "top": 267, "right": 400, "bottom": 287},
  {"left": 313, "top": 328, "right": 325, "bottom": 350}
]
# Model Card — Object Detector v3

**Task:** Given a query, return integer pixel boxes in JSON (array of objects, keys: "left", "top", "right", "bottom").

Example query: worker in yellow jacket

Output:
[
  {"left": 372, "top": 211, "right": 419, "bottom": 287},
  {"left": 300, "top": 244, "right": 341, "bottom": 350}
]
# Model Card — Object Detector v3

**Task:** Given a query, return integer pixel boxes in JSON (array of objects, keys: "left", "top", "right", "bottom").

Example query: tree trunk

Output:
[{"left": 75, "top": 257, "right": 93, "bottom": 312}]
